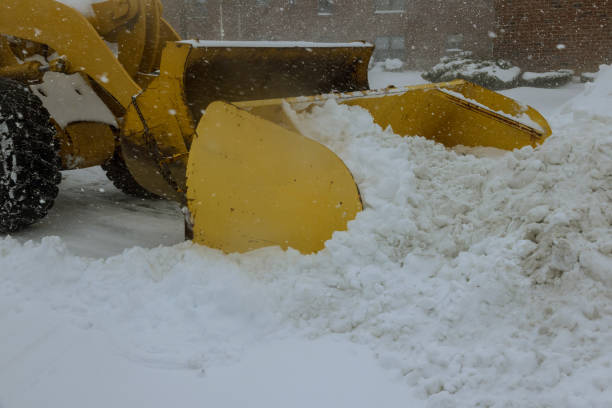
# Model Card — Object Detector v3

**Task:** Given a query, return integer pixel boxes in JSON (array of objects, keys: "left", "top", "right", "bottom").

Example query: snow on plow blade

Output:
[{"left": 186, "top": 79, "right": 552, "bottom": 254}]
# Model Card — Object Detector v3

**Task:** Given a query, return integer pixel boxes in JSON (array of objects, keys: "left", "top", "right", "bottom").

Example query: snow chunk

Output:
[{"left": 383, "top": 58, "right": 404, "bottom": 71}]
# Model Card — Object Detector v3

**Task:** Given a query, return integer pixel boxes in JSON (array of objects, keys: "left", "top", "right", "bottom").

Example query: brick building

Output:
[
  {"left": 161, "top": 0, "right": 611, "bottom": 72},
  {"left": 494, "top": 0, "right": 611, "bottom": 73},
  {"left": 161, "top": 0, "right": 495, "bottom": 68}
]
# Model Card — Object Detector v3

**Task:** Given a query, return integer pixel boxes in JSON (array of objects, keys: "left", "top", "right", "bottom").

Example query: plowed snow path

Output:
[{"left": 12, "top": 167, "right": 184, "bottom": 257}]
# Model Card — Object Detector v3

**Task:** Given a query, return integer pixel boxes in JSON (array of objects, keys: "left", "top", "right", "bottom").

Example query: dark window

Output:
[
  {"left": 374, "top": 0, "right": 406, "bottom": 12},
  {"left": 374, "top": 36, "right": 406, "bottom": 60},
  {"left": 446, "top": 34, "right": 464, "bottom": 51},
  {"left": 318, "top": 0, "right": 334, "bottom": 15}
]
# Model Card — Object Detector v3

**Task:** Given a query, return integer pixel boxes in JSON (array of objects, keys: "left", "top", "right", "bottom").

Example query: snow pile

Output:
[
  {"left": 422, "top": 52, "right": 521, "bottom": 90},
  {"left": 521, "top": 70, "right": 574, "bottom": 88},
  {"left": 370, "top": 59, "right": 405, "bottom": 73},
  {"left": 2, "top": 70, "right": 612, "bottom": 406},
  {"left": 383, "top": 58, "right": 404, "bottom": 71},
  {"left": 558, "top": 65, "right": 612, "bottom": 124},
  {"left": 581, "top": 72, "right": 598, "bottom": 83}
]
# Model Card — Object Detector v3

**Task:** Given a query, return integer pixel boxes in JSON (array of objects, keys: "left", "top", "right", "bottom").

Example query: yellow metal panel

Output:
[
  {"left": 120, "top": 43, "right": 194, "bottom": 199},
  {"left": 59, "top": 122, "right": 116, "bottom": 169},
  {"left": 116, "top": 1, "right": 147, "bottom": 79},
  {"left": 159, "top": 18, "right": 181, "bottom": 43},
  {"left": 0, "top": 61, "right": 44, "bottom": 82},
  {"left": 186, "top": 101, "right": 362, "bottom": 254},
  {"left": 182, "top": 43, "right": 372, "bottom": 121},
  {"left": 0, "top": 0, "right": 141, "bottom": 109},
  {"left": 89, "top": 0, "right": 139, "bottom": 35},
  {"left": 138, "top": 0, "right": 162, "bottom": 75},
  {"left": 236, "top": 80, "right": 552, "bottom": 150}
]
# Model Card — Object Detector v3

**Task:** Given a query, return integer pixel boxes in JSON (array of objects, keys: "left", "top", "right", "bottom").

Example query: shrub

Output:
[
  {"left": 422, "top": 52, "right": 521, "bottom": 90},
  {"left": 520, "top": 70, "right": 574, "bottom": 88},
  {"left": 580, "top": 72, "right": 597, "bottom": 83}
]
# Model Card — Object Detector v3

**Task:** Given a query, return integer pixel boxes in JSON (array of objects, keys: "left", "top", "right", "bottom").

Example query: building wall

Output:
[
  {"left": 494, "top": 0, "right": 612, "bottom": 72},
  {"left": 161, "top": 0, "right": 495, "bottom": 69}
]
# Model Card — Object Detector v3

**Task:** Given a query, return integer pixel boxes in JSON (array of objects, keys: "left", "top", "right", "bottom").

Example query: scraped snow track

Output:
[{"left": 1, "top": 69, "right": 611, "bottom": 407}]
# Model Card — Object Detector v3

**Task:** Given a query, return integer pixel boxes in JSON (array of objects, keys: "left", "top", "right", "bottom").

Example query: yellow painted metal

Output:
[
  {"left": 236, "top": 80, "right": 552, "bottom": 150},
  {"left": 115, "top": 3, "right": 147, "bottom": 79},
  {"left": 186, "top": 101, "right": 363, "bottom": 254},
  {"left": 0, "top": 37, "right": 44, "bottom": 82},
  {"left": 0, "top": 0, "right": 141, "bottom": 109},
  {"left": 159, "top": 18, "right": 181, "bottom": 47},
  {"left": 138, "top": 0, "right": 162, "bottom": 75},
  {"left": 120, "top": 41, "right": 373, "bottom": 201},
  {"left": 88, "top": 0, "right": 140, "bottom": 36},
  {"left": 121, "top": 43, "right": 194, "bottom": 200},
  {"left": 0, "top": 61, "right": 43, "bottom": 82},
  {"left": 89, "top": 0, "right": 173, "bottom": 86},
  {"left": 181, "top": 43, "right": 372, "bottom": 120},
  {"left": 57, "top": 122, "right": 117, "bottom": 169}
]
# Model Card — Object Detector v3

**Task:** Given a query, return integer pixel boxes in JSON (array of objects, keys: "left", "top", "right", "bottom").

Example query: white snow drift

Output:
[{"left": 1, "top": 67, "right": 611, "bottom": 407}]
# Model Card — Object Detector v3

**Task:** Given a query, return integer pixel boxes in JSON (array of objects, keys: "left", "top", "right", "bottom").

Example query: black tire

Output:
[
  {"left": 0, "top": 78, "right": 61, "bottom": 233},
  {"left": 102, "top": 149, "right": 160, "bottom": 199}
]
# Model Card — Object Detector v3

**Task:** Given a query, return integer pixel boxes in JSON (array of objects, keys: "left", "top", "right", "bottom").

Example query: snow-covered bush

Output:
[
  {"left": 520, "top": 70, "right": 573, "bottom": 88},
  {"left": 422, "top": 51, "right": 521, "bottom": 90},
  {"left": 580, "top": 71, "right": 597, "bottom": 83}
]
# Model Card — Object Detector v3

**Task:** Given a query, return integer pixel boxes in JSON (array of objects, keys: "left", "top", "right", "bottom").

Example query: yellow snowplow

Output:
[{"left": 0, "top": 0, "right": 551, "bottom": 254}]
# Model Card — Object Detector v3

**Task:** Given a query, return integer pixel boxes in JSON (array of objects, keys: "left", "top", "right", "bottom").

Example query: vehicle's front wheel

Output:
[{"left": 0, "top": 77, "right": 61, "bottom": 233}]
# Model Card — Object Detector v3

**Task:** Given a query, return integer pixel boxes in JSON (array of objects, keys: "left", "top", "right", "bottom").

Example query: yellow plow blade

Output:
[
  {"left": 186, "top": 101, "right": 362, "bottom": 254},
  {"left": 186, "top": 79, "right": 552, "bottom": 254},
  {"left": 236, "top": 80, "right": 552, "bottom": 150},
  {"left": 180, "top": 41, "right": 372, "bottom": 120}
]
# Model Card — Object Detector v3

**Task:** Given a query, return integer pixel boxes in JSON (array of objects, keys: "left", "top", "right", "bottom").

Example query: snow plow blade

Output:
[
  {"left": 186, "top": 80, "right": 551, "bottom": 254},
  {"left": 235, "top": 79, "right": 552, "bottom": 150},
  {"left": 180, "top": 41, "right": 372, "bottom": 118},
  {"left": 186, "top": 101, "right": 362, "bottom": 254}
]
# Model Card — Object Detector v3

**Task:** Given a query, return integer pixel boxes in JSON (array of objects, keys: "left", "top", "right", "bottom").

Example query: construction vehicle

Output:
[{"left": 0, "top": 0, "right": 552, "bottom": 254}]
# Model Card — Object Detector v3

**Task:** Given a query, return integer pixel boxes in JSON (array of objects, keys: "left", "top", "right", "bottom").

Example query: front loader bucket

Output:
[{"left": 186, "top": 79, "right": 552, "bottom": 254}]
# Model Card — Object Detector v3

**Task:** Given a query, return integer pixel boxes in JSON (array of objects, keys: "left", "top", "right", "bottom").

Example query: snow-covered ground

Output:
[{"left": 2, "top": 68, "right": 611, "bottom": 407}]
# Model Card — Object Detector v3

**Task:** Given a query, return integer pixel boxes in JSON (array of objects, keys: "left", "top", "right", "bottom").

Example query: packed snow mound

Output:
[
  {"left": 2, "top": 75, "right": 612, "bottom": 406},
  {"left": 384, "top": 58, "right": 404, "bottom": 71},
  {"left": 558, "top": 64, "right": 612, "bottom": 124}
]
